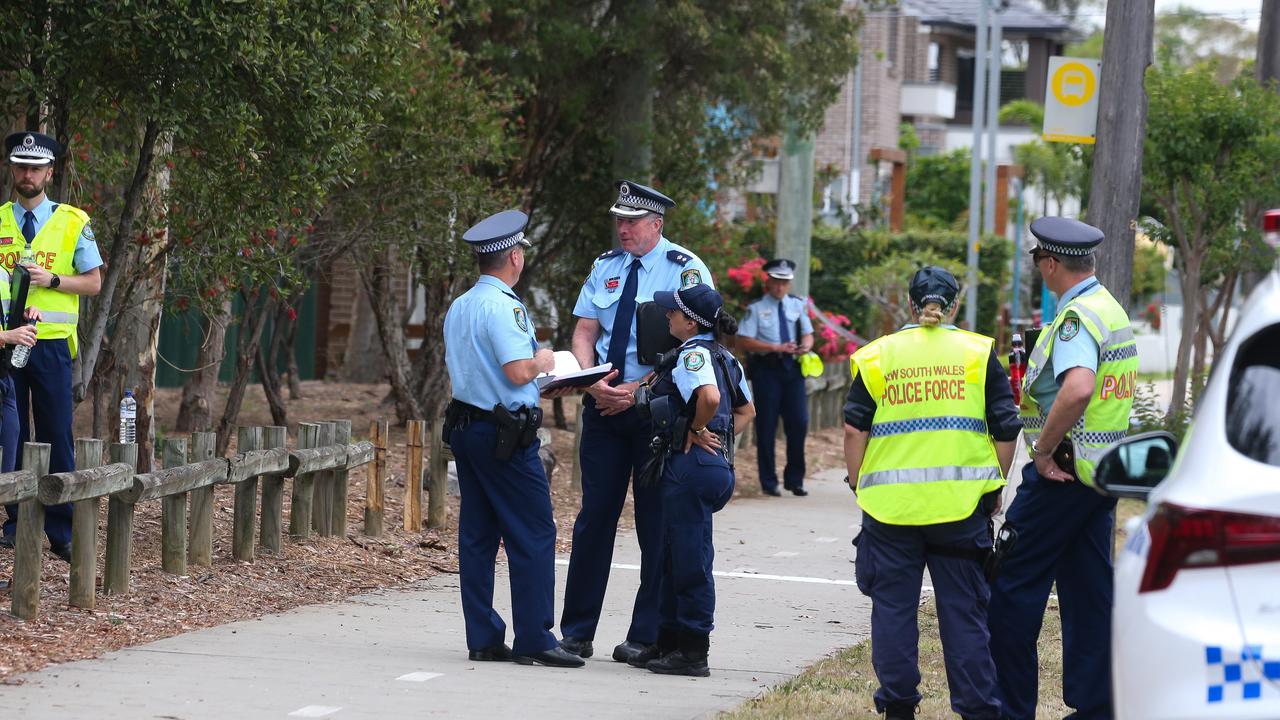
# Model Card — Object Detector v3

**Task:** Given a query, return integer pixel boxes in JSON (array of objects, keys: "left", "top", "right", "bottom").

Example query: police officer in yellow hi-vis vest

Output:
[
  {"left": 0, "top": 132, "right": 103, "bottom": 562},
  {"left": 844, "top": 266, "right": 1021, "bottom": 720},
  {"left": 988, "top": 217, "right": 1137, "bottom": 720}
]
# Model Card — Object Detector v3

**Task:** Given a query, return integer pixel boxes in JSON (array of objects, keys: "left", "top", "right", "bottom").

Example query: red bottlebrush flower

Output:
[{"left": 286, "top": 307, "right": 298, "bottom": 322}]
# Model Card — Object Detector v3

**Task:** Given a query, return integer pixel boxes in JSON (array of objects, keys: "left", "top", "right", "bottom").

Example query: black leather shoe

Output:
[
  {"left": 513, "top": 646, "right": 585, "bottom": 668},
  {"left": 613, "top": 640, "right": 656, "bottom": 664},
  {"left": 0, "top": 535, "right": 13, "bottom": 549},
  {"left": 645, "top": 649, "right": 710, "bottom": 677},
  {"left": 559, "top": 636, "right": 593, "bottom": 658},
  {"left": 762, "top": 486, "right": 782, "bottom": 497},
  {"left": 468, "top": 643, "right": 512, "bottom": 661},
  {"left": 627, "top": 626, "right": 678, "bottom": 668},
  {"left": 882, "top": 702, "right": 917, "bottom": 720},
  {"left": 789, "top": 487, "right": 809, "bottom": 497},
  {"left": 51, "top": 543, "right": 72, "bottom": 563}
]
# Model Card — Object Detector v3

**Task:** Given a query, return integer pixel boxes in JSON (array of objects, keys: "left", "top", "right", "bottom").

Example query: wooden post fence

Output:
[
  {"left": 3, "top": 443, "right": 47, "bottom": 619},
  {"left": 228, "top": 426, "right": 289, "bottom": 560},
  {"left": 404, "top": 420, "right": 424, "bottom": 532},
  {"left": 231, "top": 427, "right": 262, "bottom": 562},
  {"left": 188, "top": 432, "right": 217, "bottom": 567},
  {"left": 427, "top": 420, "right": 448, "bottom": 530},
  {"left": 330, "top": 420, "right": 352, "bottom": 537},
  {"left": 291, "top": 423, "right": 319, "bottom": 539},
  {"left": 259, "top": 426, "right": 287, "bottom": 552},
  {"left": 365, "top": 420, "right": 388, "bottom": 537},
  {"left": 160, "top": 438, "right": 188, "bottom": 574},
  {"left": 103, "top": 443, "right": 140, "bottom": 595},
  {"left": 312, "top": 421, "right": 335, "bottom": 536}
]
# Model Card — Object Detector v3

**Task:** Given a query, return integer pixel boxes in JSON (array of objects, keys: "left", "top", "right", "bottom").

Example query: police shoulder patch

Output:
[
  {"left": 683, "top": 351, "right": 706, "bottom": 371},
  {"left": 513, "top": 306, "right": 529, "bottom": 333},
  {"left": 1058, "top": 316, "right": 1080, "bottom": 342},
  {"left": 80, "top": 223, "right": 96, "bottom": 243},
  {"left": 680, "top": 268, "right": 702, "bottom": 288}
]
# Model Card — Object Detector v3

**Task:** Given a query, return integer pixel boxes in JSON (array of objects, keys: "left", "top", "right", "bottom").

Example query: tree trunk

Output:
[
  {"left": 1168, "top": 257, "right": 1200, "bottom": 420},
  {"left": 409, "top": 244, "right": 470, "bottom": 421},
  {"left": 1191, "top": 290, "right": 1210, "bottom": 398},
  {"left": 610, "top": 0, "right": 655, "bottom": 181},
  {"left": 259, "top": 300, "right": 291, "bottom": 427},
  {"left": 284, "top": 316, "right": 303, "bottom": 399},
  {"left": 340, "top": 280, "right": 388, "bottom": 383},
  {"left": 176, "top": 300, "right": 231, "bottom": 432},
  {"left": 1259, "top": 0, "right": 1280, "bottom": 87},
  {"left": 1088, "top": 0, "right": 1155, "bottom": 313},
  {"left": 360, "top": 253, "right": 423, "bottom": 424},
  {"left": 214, "top": 288, "right": 276, "bottom": 456}
]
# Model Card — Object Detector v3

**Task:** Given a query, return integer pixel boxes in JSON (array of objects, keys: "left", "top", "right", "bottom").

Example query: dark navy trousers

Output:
[
  {"left": 560, "top": 399, "right": 662, "bottom": 644},
  {"left": 657, "top": 448, "right": 734, "bottom": 637},
  {"left": 989, "top": 462, "right": 1117, "bottom": 720},
  {"left": 450, "top": 420, "right": 558, "bottom": 656},
  {"left": 855, "top": 507, "right": 1001, "bottom": 719},
  {"left": 3, "top": 339, "right": 74, "bottom": 546},
  {"left": 751, "top": 361, "right": 808, "bottom": 491}
]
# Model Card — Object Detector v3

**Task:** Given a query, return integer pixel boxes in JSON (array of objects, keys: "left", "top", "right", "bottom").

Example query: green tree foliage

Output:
[
  {"left": 1155, "top": 5, "right": 1258, "bottom": 81},
  {"left": 998, "top": 99, "right": 1089, "bottom": 218},
  {"left": 903, "top": 149, "right": 970, "bottom": 230}
]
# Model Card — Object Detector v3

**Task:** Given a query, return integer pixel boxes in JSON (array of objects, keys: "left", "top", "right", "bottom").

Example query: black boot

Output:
[
  {"left": 645, "top": 630, "right": 710, "bottom": 677},
  {"left": 628, "top": 626, "right": 678, "bottom": 668},
  {"left": 882, "top": 701, "right": 916, "bottom": 720}
]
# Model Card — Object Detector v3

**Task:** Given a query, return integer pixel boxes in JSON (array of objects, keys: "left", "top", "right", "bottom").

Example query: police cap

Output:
[
  {"left": 909, "top": 265, "right": 960, "bottom": 311},
  {"left": 5, "top": 131, "right": 59, "bottom": 167},
  {"left": 609, "top": 180, "right": 676, "bottom": 218},
  {"left": 1029, "top": 216, "right": 1104, "bottom": 257},
  {"left": 653, "top": 283, "right": 723, "bottom": 329},
  {"left": 763, "top": 258, "right": 796, "bottom": 280},
  {"left": 462, "top": 209, "right": 532, "bottom": 254}
]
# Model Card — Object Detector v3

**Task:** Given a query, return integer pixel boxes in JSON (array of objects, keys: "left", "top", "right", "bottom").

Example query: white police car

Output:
[{"left": 1094, "top": 272, "right": 1280, "bottom": 719}]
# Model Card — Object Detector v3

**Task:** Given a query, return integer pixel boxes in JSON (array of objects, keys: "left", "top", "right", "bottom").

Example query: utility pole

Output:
[
  {"left": 983, "top": 5, "right": 1004, "bottom": 235},
  {"left": 964, "top": 0, "right": 990, "bottom": 330},
  {"left": 776, "top": 124, "right": 816, "bottom": 297},
  {"left": 1087, "top": 0, "right": 1155, "bottom": 313},
  {"left": 1259, "top": 0, "right": 1280, "bottom": 86}
]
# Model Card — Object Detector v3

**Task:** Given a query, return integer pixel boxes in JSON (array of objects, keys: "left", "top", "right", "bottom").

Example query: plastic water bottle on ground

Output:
[
  {"left": 119, "top": 390, "right": 137, "bottom": 444},
  {"left": 9, "top": 319, "right": 37, "bottom": 369}
]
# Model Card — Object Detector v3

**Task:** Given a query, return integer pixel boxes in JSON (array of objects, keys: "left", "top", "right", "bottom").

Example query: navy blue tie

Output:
[
  {"left": 22, "top": 210, "right": 36, "bottom": 245},
  {"left": 778, "top": 298, "right": 790, "bottom": 344},
  {"left": 605, "top": 259, "right": 640, "bottom": 382}
]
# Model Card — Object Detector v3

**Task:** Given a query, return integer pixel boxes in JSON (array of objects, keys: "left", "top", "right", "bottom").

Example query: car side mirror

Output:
[{"left": 1093, "top": 431, "right": 1179, "bottom": 500}]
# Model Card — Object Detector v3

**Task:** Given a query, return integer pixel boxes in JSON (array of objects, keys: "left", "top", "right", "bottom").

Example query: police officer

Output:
[
  {"left": 988, "top": 218, "right": 1137, "bottom": 720},
  {"left": 633, "top": 283, "right": 754, "bottom": 677},
  {"left": 844, "top": 266, "right": 1021, "bottom": 720},
  {"left": 737, "top": 258, "right": 814, "bottom": 496},
  {"left": 443, "top": 209, "right": 583, "bottom": 668},
  {"left": 0, "top": 132, "right": 103, "bottom": 561},
  {"left": 559, "top": 180, "right": 714, "bottom": 664}
]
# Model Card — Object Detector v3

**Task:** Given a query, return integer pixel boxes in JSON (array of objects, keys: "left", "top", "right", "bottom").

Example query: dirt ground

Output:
[{"left": 0, "top": 381, "right": 847, "bottom": 682}]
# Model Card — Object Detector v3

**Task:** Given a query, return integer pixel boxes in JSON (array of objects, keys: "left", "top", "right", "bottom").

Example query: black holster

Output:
[
  {"left": 491, "top": 404, "right": 542, "bottom": 462},
  {"left": 442, "top": 401, "right": 467, "bottom": 445}
]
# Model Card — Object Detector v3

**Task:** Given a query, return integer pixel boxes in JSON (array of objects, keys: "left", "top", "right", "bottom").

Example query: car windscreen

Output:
[{"left": 1226, "top": 322, "right": 1280, "bottom": 467}]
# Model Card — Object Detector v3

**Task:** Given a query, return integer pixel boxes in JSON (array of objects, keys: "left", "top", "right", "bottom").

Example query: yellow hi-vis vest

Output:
[
  {"left": 851, "top": 325, "right": 1007, "bottom": 525},
  {"left": 0, "top": 202, "right": 87, "bottom": 357},
  {"left": 1020, "top": 283, "right": 1138, "bottom": 488}
]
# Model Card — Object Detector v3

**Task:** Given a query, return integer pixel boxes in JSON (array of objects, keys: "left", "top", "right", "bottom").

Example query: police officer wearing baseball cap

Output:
[
  {"left": 0, "top": 131, "right": 103, "bottom": 562},
  {"left": 442, "top": 209, "right": 583, "bottom": 668},
  {"left": 988, "top": 217, "right": 1137, "bottom": 720},
  {"left": 628, "top": 283, "right": 754, "bottom": 676},
  {"left": 737, "top": 258, "right": 815, "bottom": 496},
  {"left": 844, "top": 265, "right": 1021, "bottom": 719},
  {"left": 558, "top": 179, "right": 715, "bottom": 665}
]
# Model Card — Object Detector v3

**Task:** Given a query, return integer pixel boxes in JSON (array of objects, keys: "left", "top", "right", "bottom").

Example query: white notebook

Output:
[{"left": 536, "top": 351, "right": 612, "bottom": 390}]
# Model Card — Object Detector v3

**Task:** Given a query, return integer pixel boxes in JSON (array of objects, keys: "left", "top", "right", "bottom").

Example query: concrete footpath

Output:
[{"left": 1, "top": 468, "right": 872, "bottom": 720}]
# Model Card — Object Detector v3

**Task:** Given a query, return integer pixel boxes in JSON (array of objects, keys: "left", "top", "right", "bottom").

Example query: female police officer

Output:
[
  {"left": 628, "top": 283, "right": 754, "bottom": 677},
  {"left": 843, "top": 266, "right": 1021, "bottom": 720}
]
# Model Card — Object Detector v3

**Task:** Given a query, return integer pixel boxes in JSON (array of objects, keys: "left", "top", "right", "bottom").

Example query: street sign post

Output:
[{"left": 1043, "top": 56, "right": 1101, "bottom": 145}]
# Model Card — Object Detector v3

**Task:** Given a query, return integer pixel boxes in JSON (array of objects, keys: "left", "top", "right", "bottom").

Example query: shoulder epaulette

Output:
[
  {"left": 788, "top": 293, "right": 804, "bottom": 301},
  {"left": 666, "top": 249, "right": 693, "bottom": 266},
  {"left": 597, "top": 248, "right": 624, "bottom": 260},
  {"left": 53, "top": 204, "right": 90, "bottom": 223}
]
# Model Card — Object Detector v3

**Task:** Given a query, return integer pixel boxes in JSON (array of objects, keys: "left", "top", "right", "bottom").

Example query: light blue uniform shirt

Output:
[
  {"left": 11, "top": 198, "right": 104, "bottom": 272},
  {"left": 444, "top": 275, "right": 539, "bottom": 411},
  {"left": 1028, "top": 277, "right": 1102, "bottom": 414},
  {"left": 739, "top": 293, "right": 813, "bottom": 344},
  {"left": 672, "top": 333, "right": 754, "bottom": 403},
  {"left": 572, "top": 236, "right": 713, "bottom": 383}
]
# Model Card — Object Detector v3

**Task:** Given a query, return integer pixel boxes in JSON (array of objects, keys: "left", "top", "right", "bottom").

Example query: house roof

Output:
[{"left": 901, "top": 0, "right": 1074, "bottom": 36}]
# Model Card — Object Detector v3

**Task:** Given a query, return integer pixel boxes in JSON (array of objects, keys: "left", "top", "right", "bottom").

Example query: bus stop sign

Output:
[{"left": 1043, "top": 56, "right": 1101, "bottom": 145}]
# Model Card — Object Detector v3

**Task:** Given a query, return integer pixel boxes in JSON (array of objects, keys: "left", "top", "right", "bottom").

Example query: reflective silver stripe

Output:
[
  {"left": 859, "top": 465, "right": 1003, "bottom": 489},
  {"left": 1, "top": 299, "right": 9, "bottom": 315},
  {"left": 870, "top": 416, "right": 988, "bottom": 438},
  {"left": 37, "top": 311, "right": 78, "bottom": 324}
]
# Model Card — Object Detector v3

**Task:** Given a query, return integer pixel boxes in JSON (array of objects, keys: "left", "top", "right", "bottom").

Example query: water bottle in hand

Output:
[
  {"left": 119, "top": 390, "right": 137, "bottom": 444},
  {"left": 1007, "top": 333, "right": 1026, "bottom": 406},
  {"left": 9, "top": 319, "right": 37, "bottom": 369}
]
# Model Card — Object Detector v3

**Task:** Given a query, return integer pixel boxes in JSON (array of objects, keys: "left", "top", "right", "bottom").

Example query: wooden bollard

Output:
[
  {"left": 233, "top": 427, "right": 262, "bottom": 561},
  {"left": 312, "top": 421, "right": 335, "bottom": 536},
  {"left": 404, "top": 420, "right": 424, "bottom": 532},
  {"left": 330, "top": 420, "right": 351, "bottom": 537},
  {"left": 259, "top": 426, "right": 287, "bottom": 552},
  {"left": 188, "top": 432, "right": 217, "bottom": 567},
  {"left": 161, "top": 438, "right": 189, "bottom": 575},
  {"left": 70, "top": 439, "right": 105, "bottom": 609},
  {"left": 364, "top": 420, "right": 388, "bottom": 537},
  {"left": 104, "top": 443, "right": 139, "bottom": 595},
  {"left": 290, "top": 423, "right": 319, "bottom": 539},
  {"left": 427, "top": 420, "right": 448, "bottom": 530},
  {"left": 12, "top": 443, "right": 51, "bottom": 619}
]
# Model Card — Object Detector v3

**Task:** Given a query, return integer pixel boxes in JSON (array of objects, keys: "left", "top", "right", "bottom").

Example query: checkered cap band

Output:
[
  {"left": 675, "top": 292, "right": 715, "bottom": 328},
  {"left": 10, "top": 134, "right": 54, "bottom": 164},
  {"left": 1037, "top": 240, "right": 1095, "bottom": 256},
  {"left": 870, "top": 416, "right": 988, "bottom": 438},
  {"left": 614, "top": 194, "right": 665, "bottom": 214},
  {"left": 473, "top": 231, "right": 526, "bottom": 254}
]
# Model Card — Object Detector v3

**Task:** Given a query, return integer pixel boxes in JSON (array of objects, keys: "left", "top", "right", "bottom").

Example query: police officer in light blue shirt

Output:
[
  {"left": 559, "top": 180, "right": 714, "bottom": 665},
  {"left": 737, "top": 258, "right": 815, "bottom": 496},
  {"left": 443, "top": 209, "right": 583, "bottom": 669}
]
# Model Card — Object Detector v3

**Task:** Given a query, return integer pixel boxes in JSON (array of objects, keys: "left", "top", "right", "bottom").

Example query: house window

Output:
[
  {"left": 888, "top": 13, "right": 899, "bottom": 68},
  {"left": 927, "top": 42, "right": 940, "bottom": 83}
]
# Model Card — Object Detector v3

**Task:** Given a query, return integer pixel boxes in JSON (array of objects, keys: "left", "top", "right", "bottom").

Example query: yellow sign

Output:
[{"left": 1051, "top": 62, "right": 1097, "bottom": 107}]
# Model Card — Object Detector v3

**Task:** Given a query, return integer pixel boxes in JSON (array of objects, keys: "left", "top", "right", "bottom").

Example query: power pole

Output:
[
  {"left": 1087, "top": 0, "right": 1155, "bottom": 313},
  {"left": 776, "top": 125, "right": 816, "bottom": 297},
  {"left": 1258, "top": 0, "right": 1280, "bottom": 86},
  {"left": 964, "top": 0, "right": 990, "bottom": 330}
]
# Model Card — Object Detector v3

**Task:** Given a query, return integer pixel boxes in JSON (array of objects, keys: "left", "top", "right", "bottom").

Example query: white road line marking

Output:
[
  {"left": 555, "top": 558, "right": 858, "bottom": 586},
  {"left": 289, "top": 706, "right": 342, "bottom": 718},
  {"left": 771, "top": 551, "right": 799, "bottom": 558},
  {"left": 814, "top": 537, "right": 839, "bottom": 543},
  {"left": 396, "top": 672, "right": 444, "bottom": 682}
]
